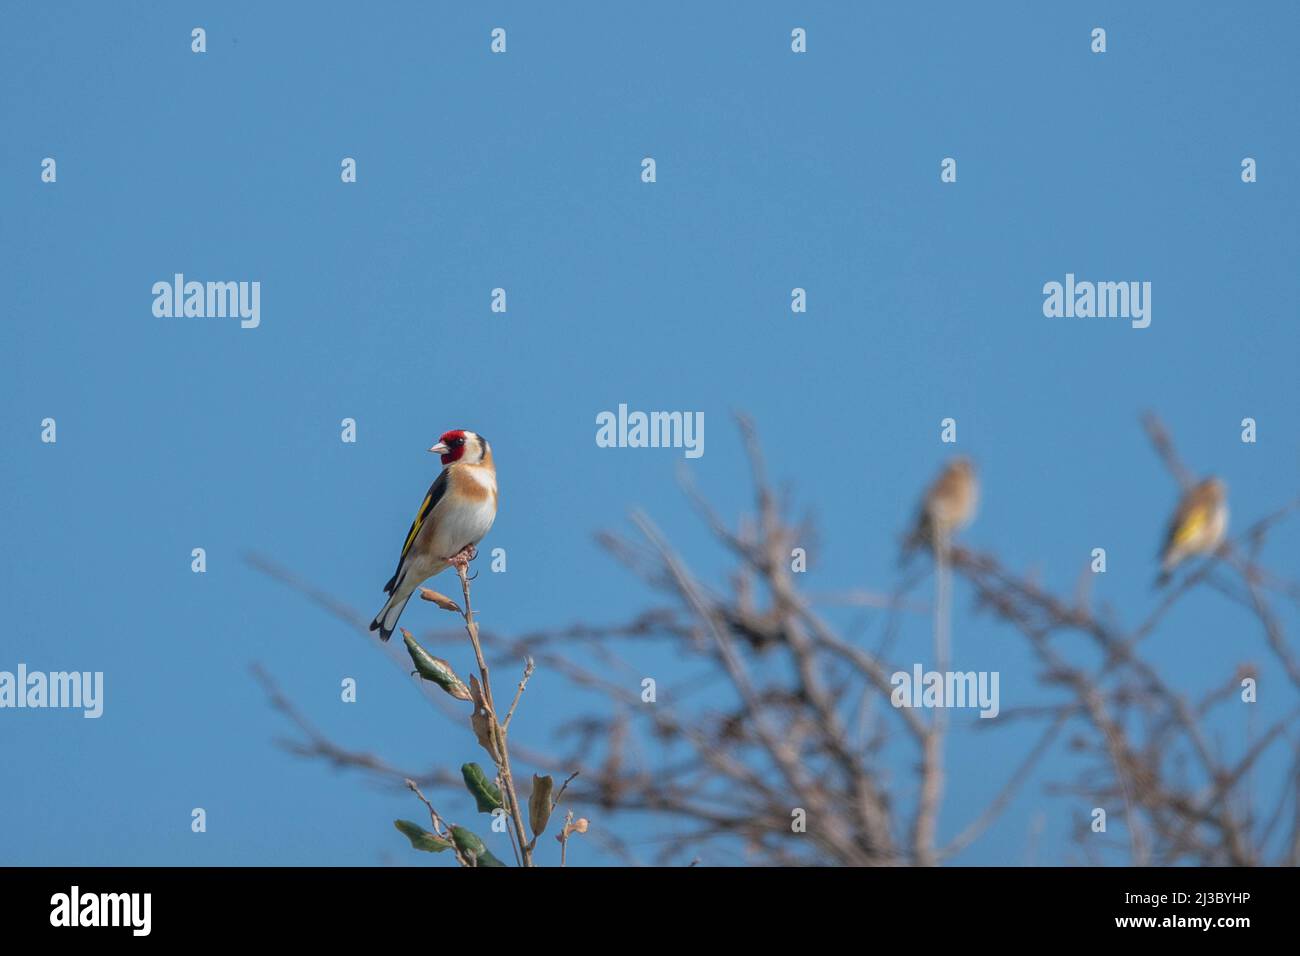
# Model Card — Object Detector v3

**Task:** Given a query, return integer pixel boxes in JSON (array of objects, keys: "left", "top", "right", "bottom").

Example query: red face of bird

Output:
[{"left": 429, "top": 429, "right": 487, "bottom": 465}]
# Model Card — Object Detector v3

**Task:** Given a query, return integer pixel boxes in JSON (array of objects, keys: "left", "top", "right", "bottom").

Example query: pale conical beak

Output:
[{"left": 429, "top": 442, "right": 450, "bottom": 455}]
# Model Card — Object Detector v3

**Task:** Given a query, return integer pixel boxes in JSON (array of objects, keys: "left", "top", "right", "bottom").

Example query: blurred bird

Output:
[
  {"left": 1155, "top": 477, "right": 1227, "bottom": 587},
  {"left": 901, "top": 457, "right": 979, "bottom": 562},
  {"left": 370, "top": 430, "right": 498, "bottom": 641}
]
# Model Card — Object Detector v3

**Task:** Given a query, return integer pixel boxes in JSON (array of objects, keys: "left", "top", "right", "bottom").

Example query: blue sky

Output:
[{"left": 2, "top": 2, "right": 1296, "bottom": 866}]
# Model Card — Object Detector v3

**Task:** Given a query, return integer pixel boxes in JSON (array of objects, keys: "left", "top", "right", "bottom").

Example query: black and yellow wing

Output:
[
  {"left": 383, "top": 469, "right": 449, "bottom": 594},
  {"left": 1159, "top": 484, "right": 1211, "bottom": 560}
]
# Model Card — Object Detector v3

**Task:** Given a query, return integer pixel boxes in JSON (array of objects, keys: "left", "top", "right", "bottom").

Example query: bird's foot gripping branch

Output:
[
  {"left": 446, "top": 543, "right": 478, "bottom": 572},
  {"left": 394, "top": 565, "right": 583, "bottom": 867}
]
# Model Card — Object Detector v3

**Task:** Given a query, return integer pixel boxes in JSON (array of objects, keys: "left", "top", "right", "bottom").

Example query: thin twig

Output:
[
  {"left": 503, "top": 657, "right": 536, "bottom": 732},
  {"left": 454, "top": 561, "right": 533, "bottom": 866}
]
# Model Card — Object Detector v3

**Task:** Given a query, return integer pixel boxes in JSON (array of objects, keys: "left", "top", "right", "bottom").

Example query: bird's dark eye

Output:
[{"left": 452, "top": 438, "right": 465, "bottom": 447}]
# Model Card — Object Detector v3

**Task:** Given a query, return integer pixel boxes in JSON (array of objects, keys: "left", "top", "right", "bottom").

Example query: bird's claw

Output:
[{"left": 446, "top": 544, "right": 478, "bottom": 571}]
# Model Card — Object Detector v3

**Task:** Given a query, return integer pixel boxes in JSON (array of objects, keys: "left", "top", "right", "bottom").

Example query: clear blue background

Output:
[{"left": 2, "top": 1, "right": 1296, "bottom": 866}]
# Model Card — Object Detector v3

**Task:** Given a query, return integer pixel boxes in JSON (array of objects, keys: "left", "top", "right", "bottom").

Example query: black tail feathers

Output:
[
  {"left": 369, "top": 615, "right": 393, "bottom": 642},
  {"left": 370, "top": 571, "right": 401, "bottom": 641}
]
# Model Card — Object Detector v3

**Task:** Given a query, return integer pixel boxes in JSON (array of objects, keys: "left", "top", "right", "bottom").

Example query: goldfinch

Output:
[
  {"left": 370, "top": 430, "right": 498, "bottom": 641},
  {"left": 901, "top": 457, "right": 979, "bottom": 561},
  {"left": 1155, "top": 477, "right": 1227, "bottom": 587}
]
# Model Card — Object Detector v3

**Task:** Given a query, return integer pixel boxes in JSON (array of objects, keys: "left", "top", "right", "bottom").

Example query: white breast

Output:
[{"left": 423, "top": 492, "right": 497, "bottom": 561}]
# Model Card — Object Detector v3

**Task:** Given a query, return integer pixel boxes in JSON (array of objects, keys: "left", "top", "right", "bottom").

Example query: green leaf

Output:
[
  {"left": 450, "top": 826, "right": 507, "bottom": 867},
  {"left": 528, "top": 774, "right": 555, "bottom": 839},
  {"left": 402, "top": 630, "right": 472, "bottom": 700},
  {"left": 461, "top": 762, "right": 503, "bottom": 813},
  {"left": 394, "top": 819, "right": 453, "bottom": 853}
]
